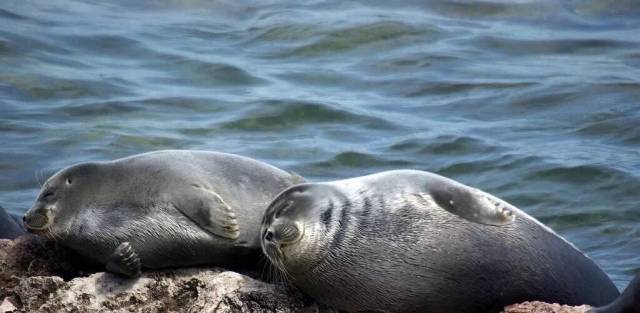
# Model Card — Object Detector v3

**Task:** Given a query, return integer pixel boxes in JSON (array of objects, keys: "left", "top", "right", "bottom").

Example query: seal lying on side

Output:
[
  {"left": 23, "top": 150, "right": 303, "bottom": 277},
  {"left": 261, "top": 169, "right": 619, "bottom": 313},
  {"left": 0, "top": 206, "right": 24, "bottom": 239}
]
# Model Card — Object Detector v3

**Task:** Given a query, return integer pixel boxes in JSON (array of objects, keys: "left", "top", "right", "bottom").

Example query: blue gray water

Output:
[{"left": 1, "top": 0, "right": 639, "bottom": 289}]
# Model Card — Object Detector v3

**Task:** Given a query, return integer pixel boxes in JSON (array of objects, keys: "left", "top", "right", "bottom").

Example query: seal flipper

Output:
[
  {"left": 588, "top": 274, "right": 640, "bottom": 313},
  {"left": 173, "top": 184, "right": 240, "bottom": 239},
  {"left": 106, "top": 242, "right": 141, "bottom": 277},
  {"left": 428, "top": 183, "right": 515, "bottom": 226}
]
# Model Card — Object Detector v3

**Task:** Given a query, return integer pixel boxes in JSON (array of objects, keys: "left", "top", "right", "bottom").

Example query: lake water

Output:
[{"left": 1, "top": 0, "right": 638, "bottom": 289}]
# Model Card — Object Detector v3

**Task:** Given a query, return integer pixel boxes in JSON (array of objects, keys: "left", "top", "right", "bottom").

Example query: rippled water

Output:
[{"left": 1, "top": 0, "right": 639, "bottom": 288}]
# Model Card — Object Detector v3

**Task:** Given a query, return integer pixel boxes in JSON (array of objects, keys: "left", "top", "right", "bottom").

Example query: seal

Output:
[
  {"left": 261, "top": 169, "right": 620, "bottom": 313},
  {"left": 23, "top": 150, "right": 304, "bottom": 277},
  {"left": 588, "top": 274, "right": 640, "bottom": 313},
  {"left": 0, "top": 206, "right": 24, "bottom": 239}
]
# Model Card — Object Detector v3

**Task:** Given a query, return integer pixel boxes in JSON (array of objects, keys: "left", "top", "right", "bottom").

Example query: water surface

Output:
[{"left": 1, "top": 0, "right": 639, "bottom": 289}]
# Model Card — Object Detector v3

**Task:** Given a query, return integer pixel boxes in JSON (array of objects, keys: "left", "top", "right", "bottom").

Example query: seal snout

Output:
[
  {"left": 264, "top": 221, "right": 303, "bottom": 246},
  {"left": 262, "top": 218, "right": 303, "bottom": 265},
  {"left": 23, "top": 207, "right": 54, "bottom": 231}
]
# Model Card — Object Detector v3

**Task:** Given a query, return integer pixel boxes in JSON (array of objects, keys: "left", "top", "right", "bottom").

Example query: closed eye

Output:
[
  {"left": 41, "top": 191, "right": 54, "bottom": 201},
  {"left": 275, "top": 200, "right": 294, "bottom": 218}
]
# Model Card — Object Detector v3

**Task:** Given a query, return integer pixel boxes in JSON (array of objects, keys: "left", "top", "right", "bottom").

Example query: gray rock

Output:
[
  {"left": 503, "top": 301, "right": 593, "bottom": 313},
  {"left": 0, "top": 235, "right": 334, "bottom": 313},
  {"left": 0, "top": 235, "right": 608, "bottom": 313}
]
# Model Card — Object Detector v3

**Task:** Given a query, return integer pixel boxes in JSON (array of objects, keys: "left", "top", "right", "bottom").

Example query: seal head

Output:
[
  {"left": 24, "top": 163, "right": 101, "bottom": 236},
  {"left": 261, "top": 183, "right": 339, "bottom": 275}
]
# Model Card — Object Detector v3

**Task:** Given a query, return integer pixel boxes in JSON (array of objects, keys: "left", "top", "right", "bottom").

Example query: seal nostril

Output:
[{"left": 265, "top": 230, "right": 274, "bottom": 241}]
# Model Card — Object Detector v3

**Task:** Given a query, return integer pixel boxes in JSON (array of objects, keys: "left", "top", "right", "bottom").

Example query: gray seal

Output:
[
  {"left": 0, "top": 206, "right": 24, "bottom": 239},
  {"left": 24, "top": 150, "right": 303, "bottom": 277},
  {"left": 261, "top": 169, "right": 619, "bottom": 313}
]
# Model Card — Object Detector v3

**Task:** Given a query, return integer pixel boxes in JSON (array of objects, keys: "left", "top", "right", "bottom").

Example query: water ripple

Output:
[
  {"left": 220, "top": 100, "right": 396, "bottom": 131},
  {"left": 1, "top": 0, "right": 638, "bottom": 288},
  {"left": 280, "top": 21, "right": 430, "bottom": 58}
]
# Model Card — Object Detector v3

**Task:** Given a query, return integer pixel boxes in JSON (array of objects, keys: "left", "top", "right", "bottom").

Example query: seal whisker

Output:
[
  {"left": 275, "top": 266, "right": 283, "bottom": 285},
  {"left": 259, "top": 255, "right": 272, "bottom": 282},
  {"left": 34, "top": 169, "right": 42, "bottom": 187},
  {"left": 267, "top": 246, "right": 287, "bottom": 285},
  {"left": 266, "top": 245, "right": 291, "bottom": 286},
  {"left": 46, "top": 228, "right": 57, "bottom": 241},
  {"left": 270, "top": 262, "right": 278, "bottom": 284},
  {"left": 63, "top": 220, "right": 73, "bottom": 240},
  {"left": 280, "top": 262, "right": 293, "bottom": 285},
  {"left": 50, "top": 228, "right": 64, "bottom": 242},
  {"left": 269, "top": 260, "right": 280, "bottom": 285},
  {"left": 273, "top": 260, "right": 285, "bottom": 285},
  {"left": 279, "top": 263, "right": 293, "bottom": 285}
]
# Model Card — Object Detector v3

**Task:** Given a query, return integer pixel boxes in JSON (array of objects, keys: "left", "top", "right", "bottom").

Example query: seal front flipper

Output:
[
  {"left": 427, "top": 182, "right": 515, "bottom": 226},
  {"left": 172, "top": 184, "right": 240, "bottom": 239},
  {"left": 106, "top": 242, "right": 141, "bottom": 277}
]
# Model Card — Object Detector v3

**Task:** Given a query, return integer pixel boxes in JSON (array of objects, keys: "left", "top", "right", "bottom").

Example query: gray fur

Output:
[
  {"left": 0, "top": 206, "right": 24, "bottom": 239},
  {"left": 24, "top": 150, "right": 301, "bottom": 276},
  {"left": 261, "top": 169, "right": 619, "bottom": 313}
]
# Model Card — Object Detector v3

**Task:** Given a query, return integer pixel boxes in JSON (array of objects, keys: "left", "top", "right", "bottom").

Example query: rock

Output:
[
  {"left": 503, "top": 301, "right": 593, "bottom": 313},
  {"left": 0, "top": 235, "right": 605, "bottom": 313},
  {"left": 13, "top": 276, "right": 65, "bottom": 311},
  {"left": 23, "top": 270, "right": 331, "bottom": 313},
  {"left": 0, "top": 298, "right": 17, "bottom": 313},
  {"left": 0, "top": 235, "right": 334, "bottom": 313}
]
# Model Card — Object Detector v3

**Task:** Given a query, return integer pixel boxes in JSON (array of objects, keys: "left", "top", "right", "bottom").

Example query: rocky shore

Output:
[{"left": 0, "top": 235, "right": 595, "bottom": 313}]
